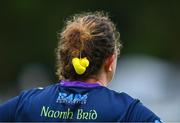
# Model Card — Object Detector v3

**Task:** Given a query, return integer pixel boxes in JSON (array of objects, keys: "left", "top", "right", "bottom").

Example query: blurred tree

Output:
[{"left": 0, "top": 0, "right": 179, "bottom": 92}]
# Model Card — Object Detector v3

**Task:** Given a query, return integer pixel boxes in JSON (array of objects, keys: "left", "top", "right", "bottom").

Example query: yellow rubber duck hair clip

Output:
[{"left": 72, "top": 57, "right": 89, "bottom": 75}]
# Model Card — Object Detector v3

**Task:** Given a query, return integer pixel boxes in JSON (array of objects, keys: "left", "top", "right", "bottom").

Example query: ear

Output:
[{"left": 104, "top": 54, "right": 116, "bottom": 72}]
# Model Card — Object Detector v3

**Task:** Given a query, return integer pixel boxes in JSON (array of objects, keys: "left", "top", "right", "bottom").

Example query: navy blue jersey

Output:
[{"left": 0, "top": 80, "right": 161, "bottom": 122}]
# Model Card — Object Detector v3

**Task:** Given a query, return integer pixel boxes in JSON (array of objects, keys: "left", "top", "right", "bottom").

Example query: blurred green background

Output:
[{"left": 0, "top": 0, "right": 180, "bottom": 120}]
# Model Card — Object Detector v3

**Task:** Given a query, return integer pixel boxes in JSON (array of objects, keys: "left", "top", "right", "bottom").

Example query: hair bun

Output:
[
  {"left": 63, "top": 22, "right": 91, "bottom": 46},
  {"left": 79, "top": 28, "right": 91, "bottom": 42}
]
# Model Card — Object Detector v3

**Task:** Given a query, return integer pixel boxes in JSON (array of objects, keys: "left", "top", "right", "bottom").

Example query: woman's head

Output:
[{"left": 56, "top": 11, "right": 122, "bottom": 83}]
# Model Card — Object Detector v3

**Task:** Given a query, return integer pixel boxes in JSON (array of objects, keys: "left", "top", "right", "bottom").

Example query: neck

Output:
[{"left": 84, "top": 76, "right": 108, "bottom": 87}]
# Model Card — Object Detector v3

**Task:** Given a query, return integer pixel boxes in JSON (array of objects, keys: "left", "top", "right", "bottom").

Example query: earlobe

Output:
[{"left": 108, "top": 66, "right": 112, "bottom": 72}]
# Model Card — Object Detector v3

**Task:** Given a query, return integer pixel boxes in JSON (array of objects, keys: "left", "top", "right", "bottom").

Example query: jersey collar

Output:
[{"left": 59, "top": 80, "right": 102, "bottom": 88}]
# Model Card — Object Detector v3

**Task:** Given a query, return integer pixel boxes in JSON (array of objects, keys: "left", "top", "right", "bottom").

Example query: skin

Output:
[{"left": 84, "top": 52, "right": 118, "bottom": 87}]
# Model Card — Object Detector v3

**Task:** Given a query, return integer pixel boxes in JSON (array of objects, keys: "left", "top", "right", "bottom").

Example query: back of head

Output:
[{"left": 56, "top": 11, "right": 121, "bottom": 81}]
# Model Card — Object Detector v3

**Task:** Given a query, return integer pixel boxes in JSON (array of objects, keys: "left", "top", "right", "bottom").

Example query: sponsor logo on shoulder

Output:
[
  {"left": 37, "top": 87, "right": 44, "bottom": 90},
  {"left": 155, "top": 119, "right": 164, "bottom": 123}
]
